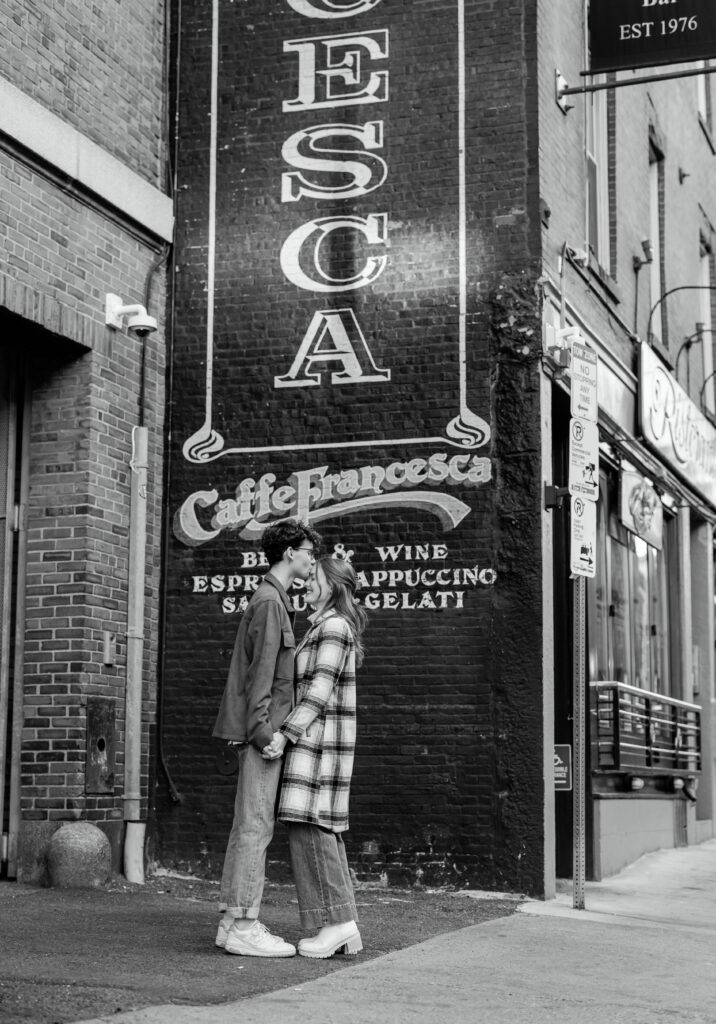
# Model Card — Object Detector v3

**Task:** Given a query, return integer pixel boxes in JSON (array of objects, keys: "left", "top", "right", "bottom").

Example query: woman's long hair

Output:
[{"left": 318, "top": 556, "right": 368, "bottom": 666}]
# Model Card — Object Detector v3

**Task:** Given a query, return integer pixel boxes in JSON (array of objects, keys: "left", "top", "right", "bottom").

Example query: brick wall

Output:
[
  {"left": 20, "top": 322, "right": 163, "bottom": 841},
  {"left": 0, "top": 0, "right": 166, "bottom": 185},
  {"left": 157, "top": 0, "right": 545, "bottom": 894},
  {"left": 0, "top": 0, "right": 168, "bottom": 879}
]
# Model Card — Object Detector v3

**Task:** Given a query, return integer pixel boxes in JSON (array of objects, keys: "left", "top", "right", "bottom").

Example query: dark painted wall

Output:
[{"left": 157, "top": 0, "right": 544, "bottom": 893}]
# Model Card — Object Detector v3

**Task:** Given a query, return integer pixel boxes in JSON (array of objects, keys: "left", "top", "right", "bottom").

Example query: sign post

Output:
[
  {"left": 572, "top": 574, "right": 587, "bottom": 909},
  {"left": 567, "top": 338, "right": 599, "bottom": 911}
]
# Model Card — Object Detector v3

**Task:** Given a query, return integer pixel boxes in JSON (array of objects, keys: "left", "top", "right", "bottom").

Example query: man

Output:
[{"left": 213, "top": 519, "right": 321, "bottom": 957}]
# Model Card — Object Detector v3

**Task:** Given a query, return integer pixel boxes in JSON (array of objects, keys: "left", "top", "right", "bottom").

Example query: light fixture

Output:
[
  {"left": 567, "top": 246, "right": 589, "bottom": 268},
  {"left": 632, "top": 238, "right": 654, "bottom": 273},
  {"left": 543, "top": 322, "right": 574, "bottom": 371},
  {"left": 628, "top": 775, "right": 645, "bottom": 791},
  {"left": 671, "top": 777, "right": 685, "bottom": 791},
  {"left": 105, "top": 293, "right": 157, "bottom": 336}
]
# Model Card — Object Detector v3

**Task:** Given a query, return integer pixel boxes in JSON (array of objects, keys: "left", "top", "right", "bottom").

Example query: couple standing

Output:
[{"left": 212, "top": 520, "right": 367, "bottom": 959}]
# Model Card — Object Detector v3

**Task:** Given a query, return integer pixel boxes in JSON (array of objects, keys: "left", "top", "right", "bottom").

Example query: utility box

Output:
[{"left": 86, "top": 698, "right": 116, "bottom": 794}]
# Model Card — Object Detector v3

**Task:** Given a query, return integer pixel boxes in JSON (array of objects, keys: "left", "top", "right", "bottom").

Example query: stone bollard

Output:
[{"left": 47, "top": 822, "right": 111, "bottom": 889}]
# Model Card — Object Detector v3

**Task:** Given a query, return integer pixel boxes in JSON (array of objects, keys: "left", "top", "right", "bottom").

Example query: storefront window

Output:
[
  {"left": 648, "top": 542, "right": 670, "bottom": 694},
  {"left": 631, "top": 537, "right": 650, "bottom": 689},
  {"left": 594, "top": 478, "right": 610, "bottom": 679},
  {"left": 609, "top": 534, "right": 631, "bottom": 683},
  {"left": 593, "top": 468, "right": 675, "bottom": 696}
]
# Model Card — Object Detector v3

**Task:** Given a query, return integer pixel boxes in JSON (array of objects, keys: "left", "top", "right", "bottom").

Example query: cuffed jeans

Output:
[
  {"left": 287, "top": 822, "right": 358, "bottom": 930},
  {"left": 219, "top": 743, "right": 282, "bottom": 918}
]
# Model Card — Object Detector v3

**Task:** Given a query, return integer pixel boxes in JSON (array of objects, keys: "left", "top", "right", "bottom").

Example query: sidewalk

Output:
[{"left": 74, "top": 839, "right": 716, "bottom": 1024}]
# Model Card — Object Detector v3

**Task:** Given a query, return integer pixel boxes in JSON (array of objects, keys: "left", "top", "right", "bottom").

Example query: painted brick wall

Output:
[
  {"left": 157, "top": 0, "right": 545, "bottom": 894},
  {"left": 0, "top": 0, "right": 168, "bottom": 877},
  {"left": 0, "top": 0, "right": 166, "bottom": 185}
]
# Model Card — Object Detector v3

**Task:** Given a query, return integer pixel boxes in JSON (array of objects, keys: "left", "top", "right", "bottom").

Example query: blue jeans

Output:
[
  {"left": 287, "top": 823, "right": 358, "bottom": 930},
  {"left": 219, "top": 744, "right": 282, "bottom": 918}
]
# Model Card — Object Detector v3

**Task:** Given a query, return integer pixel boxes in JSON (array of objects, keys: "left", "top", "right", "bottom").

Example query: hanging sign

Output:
[
  {"left": 570, "top": 496, "right": 596, "bottom": 578},
  {"left": 589, "top": 0, "right": 716, "bottom": 74},
  {"left": 619, "top": 470, "right": 664, "bottom": 550},
  {"left": 568, "top": 417, "right": 599, "bottom": 501}
]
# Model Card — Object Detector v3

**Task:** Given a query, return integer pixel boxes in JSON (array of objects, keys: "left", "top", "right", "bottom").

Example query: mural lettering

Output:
[
  {"left": 279, "top": 17, "right": 390, "bottom": 391},
  {"left": 282, "top": 31, "right": 389, "bottom": 113},
  {"left": 274, "top": 308, "right": 391, "bottom": 387},
  {"left": 189, "top": 543, "right": 497, "bottom": 614},
  {"left": 181, "top": 0, "right": 490, "bottom": 461},
  {"left": 175, "top": 451, "right": 492, "bottom": 547},
  {"left": 285, "top": 0, "right": 384, "bottom": 19},
  {"left": 281, "top": 121, "right": 387, "bottom": 202},
  {"left": 280, "top": 213, "right": 389, "bottom": 292}
]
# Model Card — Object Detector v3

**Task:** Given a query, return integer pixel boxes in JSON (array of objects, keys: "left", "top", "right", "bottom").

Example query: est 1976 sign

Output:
[{"left": 589, "top": 0, "right": 716, "bottom": 73}]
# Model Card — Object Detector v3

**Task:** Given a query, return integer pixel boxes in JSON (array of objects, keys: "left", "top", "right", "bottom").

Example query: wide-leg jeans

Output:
[
  {"left": 286, "top": 822, "right": 358, "bottom": 930},
  {"left": 219, "top": 743, "right": 282, "bottom": 918}
]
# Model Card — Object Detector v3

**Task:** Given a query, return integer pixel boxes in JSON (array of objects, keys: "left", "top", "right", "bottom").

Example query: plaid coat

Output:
[{"left": 278, "top": 610, "right": 357, "bottom": 833}]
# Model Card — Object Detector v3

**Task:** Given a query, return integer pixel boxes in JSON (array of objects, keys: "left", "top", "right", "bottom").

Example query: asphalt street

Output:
[
  {"left": 0, "top": 873, "right": 519, "bottom": 1024},
  {"left": 2, "top": 840, "right": 716, "bottom": 1024}
]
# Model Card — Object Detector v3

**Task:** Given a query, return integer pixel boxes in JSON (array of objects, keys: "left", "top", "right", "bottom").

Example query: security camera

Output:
[
  {"left": 126, "top": 311, "right": 157, "bottom": 337},
  {"left": 105, "top": 293, "right": 157, "bottom": 336}
]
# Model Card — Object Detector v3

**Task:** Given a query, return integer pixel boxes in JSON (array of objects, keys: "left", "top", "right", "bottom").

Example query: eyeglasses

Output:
[{"left": 295, "top": 545, "right": 315, "bottom": 556}]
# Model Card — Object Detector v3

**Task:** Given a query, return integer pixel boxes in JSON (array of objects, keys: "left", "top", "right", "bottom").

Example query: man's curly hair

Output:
[{"left": 261, "top": 520, "right": 322, "bottom": 566}]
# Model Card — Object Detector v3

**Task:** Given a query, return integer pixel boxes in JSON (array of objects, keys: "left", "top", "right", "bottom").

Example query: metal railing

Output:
[{"left": 591, "top": 681, "right": 701, "bottom": 775}]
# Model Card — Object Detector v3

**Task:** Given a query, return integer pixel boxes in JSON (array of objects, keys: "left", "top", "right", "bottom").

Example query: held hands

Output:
[{"left": 261, "top": 731, "right": 287, "bottom": 760}]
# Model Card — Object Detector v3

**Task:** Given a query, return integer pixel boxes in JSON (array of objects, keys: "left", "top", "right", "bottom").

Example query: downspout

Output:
[{"left": 124, "top": 424, "right": 148, "bottom": 883}]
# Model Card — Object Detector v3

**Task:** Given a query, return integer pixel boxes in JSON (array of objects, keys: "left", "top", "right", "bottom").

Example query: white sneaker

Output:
[
  {"left": 225, "top": 920, "right": 296, "bottom": 958},
  {"left": 215, "top": 912, "right": 234, "bottom": 948},
  {"left": 298, "top": 921, "right": 362, "bottom": 959}
]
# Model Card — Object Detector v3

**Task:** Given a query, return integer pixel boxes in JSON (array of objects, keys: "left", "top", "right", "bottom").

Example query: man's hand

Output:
[{"left": 261, "top": 732, "right": 287, "bottom": 759}]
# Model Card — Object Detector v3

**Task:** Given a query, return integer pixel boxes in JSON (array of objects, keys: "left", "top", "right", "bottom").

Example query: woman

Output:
[{"left": 263, "top": 555, "right": 367, "bottom": 959}]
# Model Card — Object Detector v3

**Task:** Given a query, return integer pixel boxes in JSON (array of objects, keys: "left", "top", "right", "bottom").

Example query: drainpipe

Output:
[{"left": 123, "top": 425, "right": 148, "bottom": 883}]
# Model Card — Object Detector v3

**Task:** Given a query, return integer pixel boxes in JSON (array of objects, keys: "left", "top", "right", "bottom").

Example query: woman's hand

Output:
[{"left": 261, "top": 732, "right": 288, "bottom": 759}]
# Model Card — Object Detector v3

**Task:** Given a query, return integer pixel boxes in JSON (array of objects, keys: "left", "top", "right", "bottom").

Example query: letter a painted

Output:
[{"left": 274, "top": 308, "right": 391, "bottom": 388}]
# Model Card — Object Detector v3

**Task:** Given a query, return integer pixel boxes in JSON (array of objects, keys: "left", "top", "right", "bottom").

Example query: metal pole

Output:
[
  {"left": 123, "top": 426, "right": 148, "bottom": 883},
  {"left": 572, "top": 575, "right": 586, "bottom": 910},
  {"left": 561, "top": 63, "right": 716, "bottom": 97},
  {"left": 7, "top": 371, "right": 31, "bottom": 877},
  {"left": 0, "top": 357, "right": 18, "bottom": 865}
]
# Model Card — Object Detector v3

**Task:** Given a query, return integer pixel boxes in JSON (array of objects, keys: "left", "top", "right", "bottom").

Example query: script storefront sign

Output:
[{"left": 639, "top": 342, "right": 716, "bottom": 508}]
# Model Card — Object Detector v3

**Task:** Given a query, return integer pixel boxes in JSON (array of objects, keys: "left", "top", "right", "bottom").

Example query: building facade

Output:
[
  {"left": 0, "top": 0, "right": 171, "bottom": 880},
  {"left": 157, "top": 0, "right": 546, "bottom": 894},
  {"left": 157, "top": 0, "right": 716, "bottom": 894},
  {"left": 539, "top": 0, "right": 716, "bottom": 879},
  {"left": 3, "top": 1, "right": 715, "bottom": 898}
]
